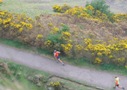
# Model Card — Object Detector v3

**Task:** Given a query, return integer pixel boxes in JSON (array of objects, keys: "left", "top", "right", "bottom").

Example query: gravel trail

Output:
[{"left": 0, "top": 44, "right": 127, "bottom": 90}]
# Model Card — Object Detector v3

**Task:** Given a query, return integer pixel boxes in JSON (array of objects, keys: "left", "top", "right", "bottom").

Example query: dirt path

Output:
[{"left": 0, "top": 44, "right": 127, "bottom": 90}]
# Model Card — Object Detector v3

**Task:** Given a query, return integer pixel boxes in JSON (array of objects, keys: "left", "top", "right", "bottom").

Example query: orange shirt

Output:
[{"left": 54, "top": 51, "right": 60, "bottom": 57}]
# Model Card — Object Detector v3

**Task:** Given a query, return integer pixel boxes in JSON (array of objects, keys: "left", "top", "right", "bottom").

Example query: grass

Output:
[
  {"left": 0, "top": 58, "right": 103, "bottom": 90},
  {"left": 0, "top": 38, "right": 127, "bottom": 76},
  {"left": 0, "top": 38, "right": 52, "bottom": 55},
  {"left": 63, "top": 57, "right": 127, "bottom": 75},
  {"left": 0, "top": 78, "right": 45, "bottom": 90},
  {"left": 1, "top": 0, "right": 126, "bottom": 18},
  {"left": 1, "top": 0, "right": 54, "bottom": 18},
  {"left": 1, "top": 0, "right": 85, "bottom": 18},
  {"left": 48, "top": 77, "right": 100, "bottom": 90},
  {"left": 0, "top": 58, "right": 50, "bottom": 90},
  {"left": 0, "top": 38, "right": 30, "bottom": 49}
]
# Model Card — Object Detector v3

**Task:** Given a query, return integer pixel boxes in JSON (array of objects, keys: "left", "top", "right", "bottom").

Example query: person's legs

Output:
[
  {"left": 57, "top": 57, "right": 64, "bottom": 65},
  {"left": 116, "top": 84, "right": 124, "bottom": 90},
  {"left": 114, "top": 84, "right": 119, "bottom": 89},
  {"left": 54, "top": 56, "right": 59, "bottom": 63}
]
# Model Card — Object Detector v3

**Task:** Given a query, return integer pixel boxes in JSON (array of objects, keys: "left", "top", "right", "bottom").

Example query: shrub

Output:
[
  {"left": 53, "top": 4, "right": 71, "bottom": 13},
  {"left": 0, "top": 0, "right": 2, "bottom": 4},
  {"left": 113, "top": 14, "right": 127, "bottom": 22},
  {"left": 86, "top": 0, "right": 114, "bottom": 22},
  {"left": 45, "top": 24, "right": 71, "bottom": 52},
  {"left": 49, "top": 81, "right": 62, "bottom": 90},
  {"left": 53, "top": 5, "right": 61, "bottom": 12},
  {"left": 0, "top": 11, "right": 33, "bottom": 39}
]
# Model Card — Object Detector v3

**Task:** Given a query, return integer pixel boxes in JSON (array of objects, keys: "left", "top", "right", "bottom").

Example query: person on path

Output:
[
  {"left": 114, "top": 76, "right": 124, "bottom": 90},
  {"left": 54, "top": 50, "right": 65, "bottom": 66}
]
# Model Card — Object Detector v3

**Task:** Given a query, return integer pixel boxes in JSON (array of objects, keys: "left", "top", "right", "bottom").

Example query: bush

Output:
[
  {"left": 45, "top": 24, "right": 71, "bottom": 52},
  {"left": 0, "top": 11, "right": 33, "bottom": 39},
  {"left": 86, "top": 0, "right": 114, "bottom": 22},
  {"left": 49, "top": 81, "right": 62, "bottom": 90},
  {"left": 113, "top": 14, "right": 127, "bottom": 22},
  {"left": 0, "top": 0, "right": 2, "bottom": 4},
  {"left": 53, "top": 4, "right": 71, "bottom": 13}
]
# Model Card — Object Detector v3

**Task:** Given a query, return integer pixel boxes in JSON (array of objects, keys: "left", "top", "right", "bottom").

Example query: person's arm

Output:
[
  {"left": 58, "top": 51, "right": 60, "bottom": 54},
  {"left": 54, "top": 53, "right": 56, "bottom": 58}
]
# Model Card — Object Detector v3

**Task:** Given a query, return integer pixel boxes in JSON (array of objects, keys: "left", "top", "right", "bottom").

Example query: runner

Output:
[
  {"left": 54, "top": 50, "right": 65, "bottom": 66},
  {"left": 114, "top": 76, "right": 124, "bottom": 90}
]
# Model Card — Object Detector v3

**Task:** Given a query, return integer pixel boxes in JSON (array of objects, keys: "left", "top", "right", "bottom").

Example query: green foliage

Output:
[
  {"left": 8, "top": 63, "right": 23, "bottom": 77},
  {"left": 0, "top": 59, "right": 48, "bottom": 90},
  {"left": 86, "top": 0, "right": 109, "bottom": 14},
  {"left": 60, "top": 24, "right": 70, "bottom": 32},
  {"left": 86, "top": 0, "right": 114, "bottom": 21},
  {"left": 47, "top": 33, "right": 63, "bottom": 44},
  {"left": 46, "top": 24, "right": 70, "bottom": 51}
]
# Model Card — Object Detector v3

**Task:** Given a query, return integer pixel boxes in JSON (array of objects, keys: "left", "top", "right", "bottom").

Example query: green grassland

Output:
[
  {"left": 1, "top": 0, "right": 127, "bottom": 18},
  {"left": 0, "top": 59, "right": 49, "bottom": 90},
  {"left": 1, "top": 0, "right": 86, "bottom": 18},
  {"left": 0, "top": 58, "right": 102, "bottom": 90}
]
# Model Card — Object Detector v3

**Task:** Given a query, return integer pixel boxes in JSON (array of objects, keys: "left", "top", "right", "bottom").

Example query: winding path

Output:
[{"left": 0, "top": 44, "right": 126, "bottom": 90}]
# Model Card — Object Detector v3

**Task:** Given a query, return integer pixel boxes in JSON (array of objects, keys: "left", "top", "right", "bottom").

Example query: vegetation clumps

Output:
[
  {"left": 53, "top": 4, "right": 71, "bottom": 13},
  {"left": 53, "top": 0, "right": 127, "bottom": 22}
]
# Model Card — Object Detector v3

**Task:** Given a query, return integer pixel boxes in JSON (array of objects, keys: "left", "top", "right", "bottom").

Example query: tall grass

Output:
[{"left": 0, "top": 76, "right": 44, "bottom": 90}]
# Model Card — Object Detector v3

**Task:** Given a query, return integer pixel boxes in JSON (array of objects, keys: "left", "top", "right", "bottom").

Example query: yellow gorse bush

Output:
[
  {"left": 0, "top": 10, "right": 34, "bottom": 46},
  {"left": 0, "top": 0, "right": 2, "bottom": 3},
  {"left": 62, "top": 31, "right": 71, "bottom": 40},
  {"left": 36, "top": 34, "right": 43, "bottom": 40},
  {"left": 113, "top": 13, "right": 127, "bottom": 22},
  {"left": 83, "top": 38, "right": 127, "bottom": 65},
  {"left": 94, "top": 57, "right": 102, "bottom": 64},
  {"left": 50, "top": 81, "right": 61, "bottom": 87},
  {"left": 44, "top": 40, "right": 52, "bottom": 47},
  {"left": 86, "top": 5, "right": 94, "bottom": 10},
  {"left": 61, "top": 43, "right": 72, "bottom": 55},
  {"left": 53, "top": 4, "right": 62, "bottom": 12},
  {"left": 53, "top": 4, "right": 127, "bottom": 22},
  {"left": 65, "top": 6, "right": 90, "bottom": 18},
  {"left": 48, "top": 22, "right": 53, "bottom": 27},
  {"left": 51, "top": 26, "right": 59, "bottom": 34},
  {"left": 75, "top": 44, "right": 83, "bottom": 51},
  {"left": 53, "top": 4, "right": 71, "bottom": 13},
  {"left": 65, "top": 5, "right": 106, "bottom": 22},
  {"left": 0, "top": 11, "right": 33, "bottom": 35}
]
